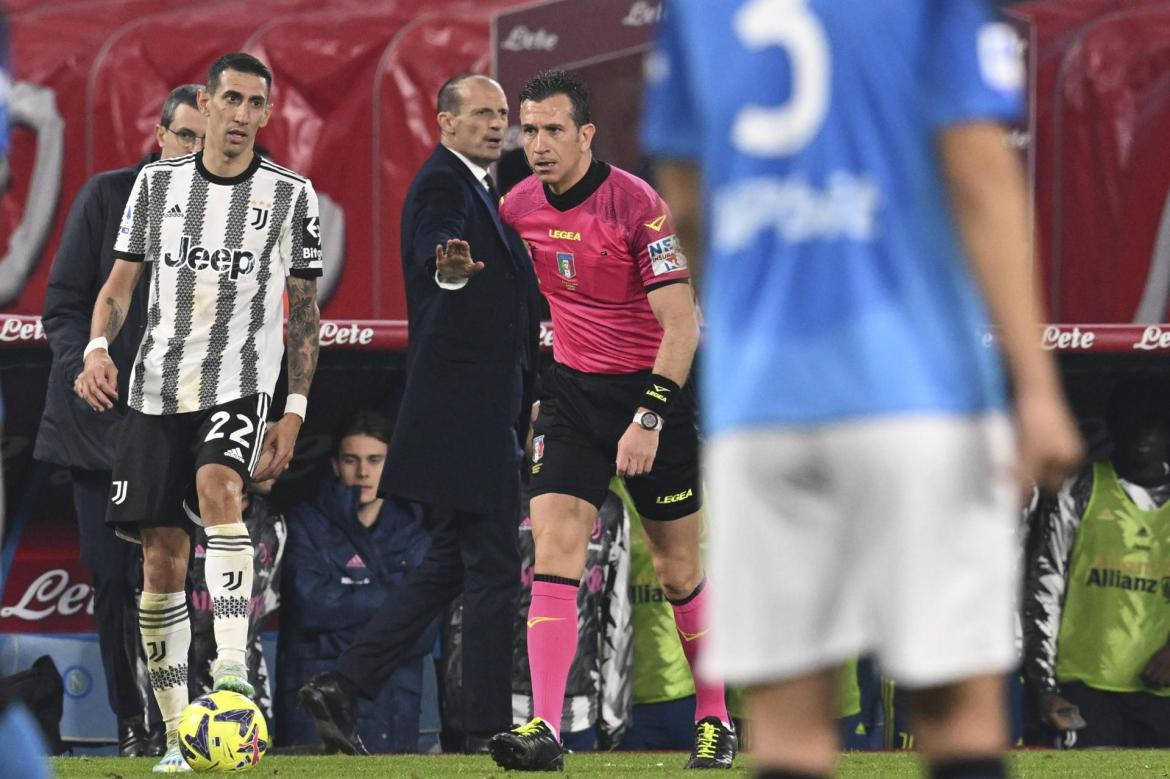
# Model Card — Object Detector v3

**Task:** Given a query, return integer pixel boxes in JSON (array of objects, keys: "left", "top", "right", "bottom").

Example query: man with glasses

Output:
[{"left": 34, "top": 83, "right": 205, "bottom": 758}]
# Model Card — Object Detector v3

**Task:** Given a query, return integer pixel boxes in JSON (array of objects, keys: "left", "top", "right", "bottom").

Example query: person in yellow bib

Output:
[{"left": 1024, "top": 378, "right": 1170, "bottom": 747}]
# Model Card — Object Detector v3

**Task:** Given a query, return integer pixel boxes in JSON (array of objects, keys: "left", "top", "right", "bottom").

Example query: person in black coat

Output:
[
  {"left": 32, "top": 84, "right": 205, "bottom": 756},
  {"left": 300, "top": 73, "right": 539, "bottom": 755}
]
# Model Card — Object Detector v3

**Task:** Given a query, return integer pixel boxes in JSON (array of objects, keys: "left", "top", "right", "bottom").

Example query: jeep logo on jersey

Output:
[
  {"left": 302, "top": 217, "right": 322, "bottom": 261},
  {"left": 163, "top": 235, "right": 256, "bottom": 280}
]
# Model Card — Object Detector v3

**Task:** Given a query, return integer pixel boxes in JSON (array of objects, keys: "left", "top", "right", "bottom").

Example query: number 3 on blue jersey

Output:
[{"left": 732, "top": 0, "right": 830, "bottom": 158}]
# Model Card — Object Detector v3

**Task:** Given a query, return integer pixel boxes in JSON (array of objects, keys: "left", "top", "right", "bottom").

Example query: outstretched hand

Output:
[{"left": 436, "top": 238, "right": 485, "bottom": 281}]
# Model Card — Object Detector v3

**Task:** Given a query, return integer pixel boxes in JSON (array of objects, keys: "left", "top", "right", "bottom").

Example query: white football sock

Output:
[
  {"left": 139, "top": 591, "right": 191, "bottom": 733},
  {"left": 204, "top": 523, "right": 254, "bottom": 669}
]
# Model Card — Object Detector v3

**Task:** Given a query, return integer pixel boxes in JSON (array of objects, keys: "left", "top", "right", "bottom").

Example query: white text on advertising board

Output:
[
  {"left": 318, "top": 322, "right": 374, "bottom": 346},
  {"left": 0, "top": 569, "right": 95, "bottom": 621},
  {"left": 622, "top": 1, "right": 663, "bottom": 27},
  {"left": 501, "top": 25, "right": 558, "bottom": 52},
  {"left": 0, "top": 317, "right": 46, "bottom": 342},
  {"left": 1134, "top": 326, "right": 1170, "bottom": 351},
  {"left": 1041, "top": 325, "right": 1095, "bottom": 350}
]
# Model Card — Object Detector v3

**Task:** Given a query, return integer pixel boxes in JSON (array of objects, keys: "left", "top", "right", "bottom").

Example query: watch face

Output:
[{"left": 639, "top": 411, "right": 660, "bottom": 430}]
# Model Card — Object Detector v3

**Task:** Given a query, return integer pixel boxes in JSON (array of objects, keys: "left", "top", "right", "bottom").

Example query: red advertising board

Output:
[{"left": 494, "top": 0, "right": 661, "bottom": 174}]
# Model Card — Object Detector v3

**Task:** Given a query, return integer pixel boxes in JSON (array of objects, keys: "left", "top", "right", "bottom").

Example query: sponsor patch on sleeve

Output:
[
  {"left": 118, "top": 204, "right": 134, "bottom": 236},
  {"left": 977, "top": 22, "right": 1024, "bottom": 93},
  {"left": 646, "top": 234, "right": 688, "bottom": 276},
  {"left": 301, "top": 216, "right": 322, "bottom": 263}
]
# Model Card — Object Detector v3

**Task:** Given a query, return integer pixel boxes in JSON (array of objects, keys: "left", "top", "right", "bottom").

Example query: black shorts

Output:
[
  {"left": 530, "top": 362, "right": 700, "bottom": 521},
  {"left": 106, "top": 393, "right": 270, "bottom": 530}
]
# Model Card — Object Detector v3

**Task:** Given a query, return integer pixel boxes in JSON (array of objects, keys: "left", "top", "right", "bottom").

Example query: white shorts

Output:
[{"left": 702, "top": 413, "right": 1018, "bottom": 688}]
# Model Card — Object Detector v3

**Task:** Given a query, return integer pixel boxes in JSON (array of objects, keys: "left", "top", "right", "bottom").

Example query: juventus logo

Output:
[
  {"left": 222, "top": 571, "right": 244, "bottom": 591},
  {"left": 249, "top": 206, "right": 269, "bottom": 230},
  {"left": 111, "top": 481, "right": 128, "bottom": 505},
  {"left": 147, "top": 640, "right": 166, "bottom": 662}
]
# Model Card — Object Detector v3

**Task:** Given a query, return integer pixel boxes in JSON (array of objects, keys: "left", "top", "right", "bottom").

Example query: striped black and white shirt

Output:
[{"left": 113, "top": 152, "right": 322, "bottom": 415}]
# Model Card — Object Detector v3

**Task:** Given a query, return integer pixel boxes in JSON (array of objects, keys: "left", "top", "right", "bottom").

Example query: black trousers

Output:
[
  {"left": 71, "top": 468, "right": 145, "bottom": 720},
  {"left": 339, "top": 500, "right": 519, "bottom": 734},
  {"left": 1061, "top": 681, "right": 1170, "bottom": 747}
]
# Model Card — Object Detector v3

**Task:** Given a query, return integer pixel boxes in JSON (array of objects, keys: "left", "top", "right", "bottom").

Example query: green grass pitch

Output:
[{"left": 46, "top": 751, "right": 1170, "bottom": 777}]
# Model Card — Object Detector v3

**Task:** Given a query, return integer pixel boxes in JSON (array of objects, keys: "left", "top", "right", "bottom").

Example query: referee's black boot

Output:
[
  {"left": 685, "top": 716, "right": 737, "bottom": 769},
  {"left": 297, "top": 672, "right": 369, "bottom": 756},
  {"left": 489, "top": 717, "right": 564, "bottom": 771}
]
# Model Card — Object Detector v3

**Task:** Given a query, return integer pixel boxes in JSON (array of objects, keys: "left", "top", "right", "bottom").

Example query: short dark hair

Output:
[
  {"left": 333, "top": 410, "right": 393, "bottom": 458},
  {"left": 159, "top": 84, "right": 203, "bottom": 129},
  {"left": 518, "top": 69, "right": 591, "bottom": 127},
  {"left": 208, "top": 52, "right": 273, "bottom": 97},
  {"left": 437, "top": 73, "right": 479, "bottom": 114}
]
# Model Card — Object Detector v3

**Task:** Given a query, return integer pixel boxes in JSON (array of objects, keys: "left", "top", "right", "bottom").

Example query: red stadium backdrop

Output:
[{"left": 1010, "top": 0, "right": 1170, "bottom": 322}]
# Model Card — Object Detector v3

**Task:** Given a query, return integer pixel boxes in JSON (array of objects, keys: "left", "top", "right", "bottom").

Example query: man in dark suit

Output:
[
  {"left": 300, "top": 73, "right": 539, "bottom": 755},
  {"left": 33, "top": 84, "right": 205, "bottom": 757}
]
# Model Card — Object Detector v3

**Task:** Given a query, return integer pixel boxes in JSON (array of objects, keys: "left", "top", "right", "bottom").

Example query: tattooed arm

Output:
[
  {"left": 252, "top": 275, "right": 319, "bottom": 481},
  {"left": 75, "top": 259, "right": 145, "bottom": 412},
  {"left": 284, "top": 275, "right": 320, "bottom": 397}
]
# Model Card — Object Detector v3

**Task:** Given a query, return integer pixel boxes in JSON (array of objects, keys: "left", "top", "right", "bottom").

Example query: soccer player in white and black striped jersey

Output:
[{"left": 75, "top": 52, "right": 320, "bottom": 773}]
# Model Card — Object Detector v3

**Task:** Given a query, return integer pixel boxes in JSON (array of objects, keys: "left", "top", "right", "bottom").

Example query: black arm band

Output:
[{"left": 640, "top": 373, "right": 682, "bottom": 417}]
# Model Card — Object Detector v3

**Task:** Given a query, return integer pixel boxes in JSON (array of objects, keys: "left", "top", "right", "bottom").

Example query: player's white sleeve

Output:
[
  {"left": 286, "top": 180, "right": 323, "bottom": 278},
  {"left": 1022, "top": 468, "right": 1090, "bottom": 695},
  {"left": 113, "top": 167, "right": 151, "bottom": 260}
]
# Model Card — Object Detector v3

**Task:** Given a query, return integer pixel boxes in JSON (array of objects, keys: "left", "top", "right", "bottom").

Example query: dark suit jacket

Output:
[
  {"left": 386, "top": 144, "right": 539, "bottom": 514},
  {"left": 34, "top": 154, "right": 156, "bottom": 471}
]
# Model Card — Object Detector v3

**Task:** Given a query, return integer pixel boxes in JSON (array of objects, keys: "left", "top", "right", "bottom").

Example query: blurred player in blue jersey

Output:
[{"left": 643, "top": 2, "right": 1083, "bottom": 777}]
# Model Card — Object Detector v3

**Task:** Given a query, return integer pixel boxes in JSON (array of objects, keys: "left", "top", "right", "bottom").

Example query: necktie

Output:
[{"left": 484, "top": 173, "right": 501, "bottom": 207}]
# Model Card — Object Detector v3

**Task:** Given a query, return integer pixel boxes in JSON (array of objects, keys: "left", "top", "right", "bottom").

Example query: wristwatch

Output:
[{"left": 633, "top": 410, "right": 663, "bottom": 432}]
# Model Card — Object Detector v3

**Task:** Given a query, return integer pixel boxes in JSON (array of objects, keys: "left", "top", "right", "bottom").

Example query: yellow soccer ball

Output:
[{"left": 177, "top": 690, "right": 269, "bottom": 772}]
